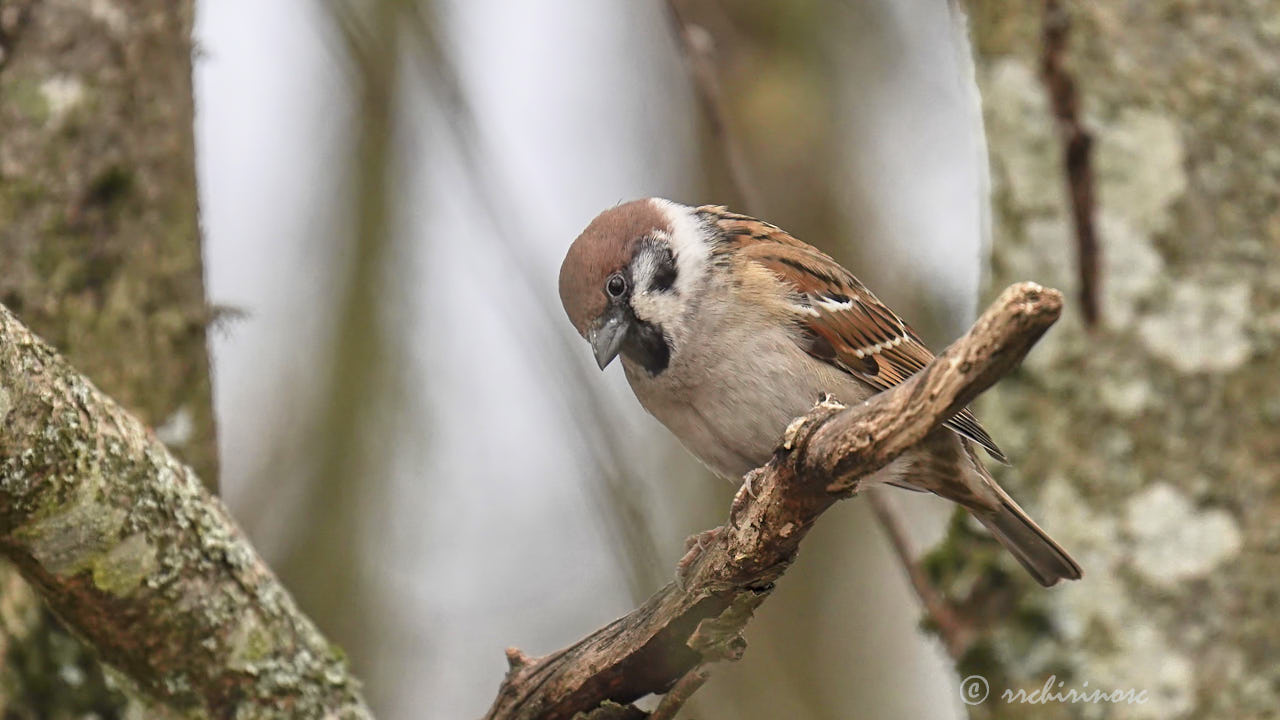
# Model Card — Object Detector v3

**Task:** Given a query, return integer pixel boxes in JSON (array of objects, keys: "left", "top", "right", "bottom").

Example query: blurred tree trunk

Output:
[
  {"left": 265, "top": 2, "right": 407, "bottom": 710},
  {"left": 0, "top": 0, "right": 215, "bottom": 715},
  {"left": 935, "top": 3, "right": 1279, "bottom": 718}
]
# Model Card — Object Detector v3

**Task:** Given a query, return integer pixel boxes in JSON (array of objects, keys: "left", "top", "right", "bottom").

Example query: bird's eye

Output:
[{"left": 606, "top": 273, "right": 627, "bottom": 298}]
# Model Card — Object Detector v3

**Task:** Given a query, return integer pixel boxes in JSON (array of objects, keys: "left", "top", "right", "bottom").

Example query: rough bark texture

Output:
[
  {"left": 0, "top": 305, "right": 373, "bottom": 718},
  {"left": 0, "top": 0, "right": 219, "bottom": 715},
  {"left": 0, "top": 0, "right": 216, "bottom": 484},
  {"left": 484, "top": 283, "right": 1062, "bottom": 720},
  {"left": 932, "top": 3, "right": 1279, "bottom": 718}
]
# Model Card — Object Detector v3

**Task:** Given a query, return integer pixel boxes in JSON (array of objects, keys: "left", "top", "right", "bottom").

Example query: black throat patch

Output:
[
  {"left": 615, "top": 239, "right": 675, "bottom": 375},
  {"left": 622, "top": 314, "right": 670, "bottom": 375}
]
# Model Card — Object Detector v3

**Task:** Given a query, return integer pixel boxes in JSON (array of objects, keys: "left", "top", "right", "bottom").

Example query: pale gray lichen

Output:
[
  {"left": 1098, "top": 212, "right": 1166, "bottom": 331},
  {"left": 88, "top": 0, "right": 129, "bottom": 34},
  {"left": 1039, "top": 479, "right": 1197, "bottom": 719},
  {"left": 1097, "top": 373, "right": 1152, "bottom": 419},
  {"left": 39, "top": 74, "right": 85, "bottom": 126},
  {"left": 156, "top": 406, "right": 195, "bottom": 448},
  {"left": 1039, "top": 477, "right": 1121, "bottom": 636},
  {"left": 983, "top": 59, "right": 1061, "bottom": 214},
  {"left": 1094, "top": 108, "right": 1187, "bottom": 235},
  {"left": 0, "top": 384, "right": 10, "bottom": 425},
  {"left": 1138, "top": 280, "right": 1253, "bottom": 373},
  {"left": 1078, "top": 621, "right": 1195, "bottom": 720},
  {"left": 1012, "top": 217, "right": 1074, "bottom": 293},
  {"left": 1124, "top": 483, "right": 1243, "bottom": 586}
]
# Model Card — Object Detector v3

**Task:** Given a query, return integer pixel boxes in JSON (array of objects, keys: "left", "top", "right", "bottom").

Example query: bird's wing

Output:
[{"left": 698, "top": 205, "right": 1008, "bottom": 464}]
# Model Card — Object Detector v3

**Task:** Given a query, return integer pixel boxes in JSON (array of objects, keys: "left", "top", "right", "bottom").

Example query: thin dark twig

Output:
[
  {"left": 649, "top": 667, "right": 711, "bottom": 720},
  {"left": 663, "top": 0, "right": 764, "bottom": 212},
  {"left": 1040, "top": 0, "right": 1101, "bottom": 327},
  {"left": 865, "top": 489, "right": 971, "bottom": 659}
]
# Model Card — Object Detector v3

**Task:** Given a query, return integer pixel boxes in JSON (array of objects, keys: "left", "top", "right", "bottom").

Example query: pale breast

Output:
[{"left": 623, "top": 316, "right": 877, "bottom": 481}]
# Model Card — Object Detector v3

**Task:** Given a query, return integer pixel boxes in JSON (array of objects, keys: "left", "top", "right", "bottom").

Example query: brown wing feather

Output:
[{"left": 699, "top": 205, "right": 1008, "bottom": 464}]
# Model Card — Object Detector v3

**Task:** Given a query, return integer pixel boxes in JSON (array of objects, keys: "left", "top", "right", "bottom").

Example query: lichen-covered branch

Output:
[
  {"left": 1, "top": 0, "right": 218, "bottom": 709},
  {"left": 0, "top": 305, "right": 372, "bottom": 718},
  {"left": 483, "top": 282, "right": 1062, "bottom": 720}
]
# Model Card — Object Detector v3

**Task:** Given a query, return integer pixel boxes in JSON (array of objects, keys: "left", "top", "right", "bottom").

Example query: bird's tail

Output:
[
  {"left": 974, "top": 488, "right": 1081, "bottom": 587},
  {"left": 900, "top": 430, "right": 1082, "bottom": 586}
]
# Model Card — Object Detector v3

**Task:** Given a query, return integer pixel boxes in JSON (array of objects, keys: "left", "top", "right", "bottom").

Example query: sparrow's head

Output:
[{"left": 559, "top": 198, "right": 710, "bottom": 374}]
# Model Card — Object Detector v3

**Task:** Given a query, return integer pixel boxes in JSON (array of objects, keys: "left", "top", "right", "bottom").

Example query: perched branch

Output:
[
  {"left": 0, "top": 305, "right": 372, "bottom": 718},
  {"left": 484, "top": 282, "right": 1063, "bottom": 720}
]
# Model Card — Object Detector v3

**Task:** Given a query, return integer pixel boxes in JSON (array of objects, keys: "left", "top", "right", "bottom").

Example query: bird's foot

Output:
[
  {"left": 729, "top": 469, "right": 764, "bottom": 529},
  {"left": 676, "top": 526, "right": 724, "bottom": 589}
]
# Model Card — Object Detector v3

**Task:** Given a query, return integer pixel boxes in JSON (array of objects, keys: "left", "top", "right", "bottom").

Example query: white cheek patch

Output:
[
  {"left": 628, "top": 244, "right": 686, "bottom": 331},
  {"left": 649, "top": 198, "right": 709, "bottom": 300},
  {"left": 629, "top": 245, "right": 659, "bottom": 289},
  {"left": 629, "top": 289, "right": 685, "bottom": 331}
]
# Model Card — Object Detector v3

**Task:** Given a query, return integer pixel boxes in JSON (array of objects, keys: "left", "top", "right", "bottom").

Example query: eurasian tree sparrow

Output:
[{"left": 558, "top": 198, "right": 1081, "bottom": 586}]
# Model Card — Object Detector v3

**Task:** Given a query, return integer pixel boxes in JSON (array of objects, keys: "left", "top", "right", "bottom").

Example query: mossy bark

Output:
[
  {"left": 930, "top": 3, "right": 1280, "bottom": 718},
  {"left": 0, "top": 305, "right": 372, "bottom": 717},
  {"left": 1, "top": 0, "right": 218, "bottom": 714}
]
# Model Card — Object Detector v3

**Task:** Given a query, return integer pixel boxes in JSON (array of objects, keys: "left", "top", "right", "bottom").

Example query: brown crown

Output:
[{"left": 558, "top": 199, "right": 671, "bottom": 335}]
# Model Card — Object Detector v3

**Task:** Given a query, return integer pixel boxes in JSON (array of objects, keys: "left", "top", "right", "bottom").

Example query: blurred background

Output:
[
  {"left": 196, "top": 0, "right": 983, "bottom": 717},
  {"left": 4, "top": 0, "right": 1274, "bottom": 718}
]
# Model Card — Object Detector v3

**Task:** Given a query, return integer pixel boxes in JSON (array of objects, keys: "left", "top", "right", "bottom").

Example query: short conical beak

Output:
[{"left": 589, "top": 311, "right": 629, "bottom": 370}]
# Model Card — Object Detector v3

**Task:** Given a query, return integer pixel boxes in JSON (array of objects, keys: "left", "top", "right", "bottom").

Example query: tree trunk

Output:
[
  {"left": 936, "top": 3, "right": 1278, "bottom": 718},
  {"left": 0, "top": 0, "right": 215, "bottom": 714}
]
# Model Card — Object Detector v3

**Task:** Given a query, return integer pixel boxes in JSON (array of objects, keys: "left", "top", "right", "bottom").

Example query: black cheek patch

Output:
[
  {"left": 624, "top": 318, "right": 671, "bottom": 375},
  {"left": 649, "top": 246, "right": 678, "bottom": 293}
]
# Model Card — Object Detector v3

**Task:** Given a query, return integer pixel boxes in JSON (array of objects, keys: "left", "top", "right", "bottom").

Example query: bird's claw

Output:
[
  {"left": 676, "top": 527, "right": 723, "bottom": 589},
  {"left": 729, "top": 470, "right": 762, "bottom": 529}
]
